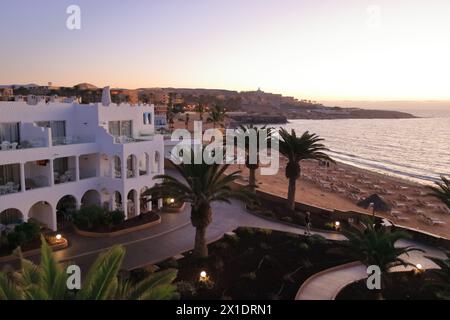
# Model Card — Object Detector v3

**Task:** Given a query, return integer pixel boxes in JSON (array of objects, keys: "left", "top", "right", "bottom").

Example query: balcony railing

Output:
[
  {"left": 0, "top": 139, "right": 46, "bottom": 151},
  {"left": 0, "top": 182, "right": 20, "bottom": 196},
  {"left": 52, "top": 135, "right": 95, "bottom": 146}
]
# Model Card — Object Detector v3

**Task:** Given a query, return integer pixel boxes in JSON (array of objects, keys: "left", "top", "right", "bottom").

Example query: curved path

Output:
[{"left": 296, "top": 238, "right": 447, "bottom": 300}]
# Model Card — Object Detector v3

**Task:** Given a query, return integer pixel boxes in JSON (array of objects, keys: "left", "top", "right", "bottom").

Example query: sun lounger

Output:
[{"left": 390, "top": 210, "right": 410, "bottom": 221}]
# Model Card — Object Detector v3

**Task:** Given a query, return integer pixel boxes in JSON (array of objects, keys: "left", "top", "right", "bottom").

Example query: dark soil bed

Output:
[
  {"left": 335, "top": 271, "right": 441, "bottom": 300},
  {"left": 0, "top": 237, "right": 42, "bottom": 257},
  {"left": 152, "top": 227, "right": 350, "bottom": 300},
  {"left": 76, "top": 212, "right": 160, "bottom": 233}
]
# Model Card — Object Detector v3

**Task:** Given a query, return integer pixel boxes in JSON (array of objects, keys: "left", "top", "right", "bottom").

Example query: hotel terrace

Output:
[{"left": 0, "top": 88, "right": 165, "bottom": 231}]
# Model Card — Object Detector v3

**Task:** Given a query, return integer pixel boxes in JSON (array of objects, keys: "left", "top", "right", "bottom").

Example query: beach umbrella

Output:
[{"left": 357, "top": 194, "right": 392, "bottom": 218}]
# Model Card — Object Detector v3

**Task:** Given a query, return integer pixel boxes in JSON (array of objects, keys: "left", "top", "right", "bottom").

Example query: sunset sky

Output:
[{"left": 1, "top": 0, "right": 450, "bottom": 101}]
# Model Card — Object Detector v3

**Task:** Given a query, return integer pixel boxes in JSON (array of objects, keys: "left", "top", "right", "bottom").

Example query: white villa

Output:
[{"left": 0, "top": 87, "right": 165, "bottom": 231}]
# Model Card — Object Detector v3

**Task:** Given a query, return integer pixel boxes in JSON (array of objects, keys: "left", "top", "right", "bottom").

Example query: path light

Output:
[
  {"left": 199, "top": 270, "right": 208, "bottom": 282},
  {"left": 56, "top": 234, "right": 62, "bottom": 241},
  {"left": 415, "top": 263, "right": 424, "bottom": 275},
  {"left": 169, "top": 198, "right": 175, "bottom": 204},
  {"left": 335, "top": 221, "right": 341, "bottom": 229}
]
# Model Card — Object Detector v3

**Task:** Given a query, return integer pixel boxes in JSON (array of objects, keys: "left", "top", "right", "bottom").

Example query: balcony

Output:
[
  {"left": 52, "top": 135, "right": 95, "bottom": 146},
  {"left": 0, "top": 163, "right": 21, "bottom": 196}
]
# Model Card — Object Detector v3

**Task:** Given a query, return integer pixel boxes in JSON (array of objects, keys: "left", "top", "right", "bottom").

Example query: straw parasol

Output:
[{"left": 357, "top": 194, "right": 392, "bottom": 218}]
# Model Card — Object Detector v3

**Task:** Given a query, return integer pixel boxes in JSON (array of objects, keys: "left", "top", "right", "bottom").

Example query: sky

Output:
[{"left": 1, "top": 0, "right": 450, "bottom": 101}]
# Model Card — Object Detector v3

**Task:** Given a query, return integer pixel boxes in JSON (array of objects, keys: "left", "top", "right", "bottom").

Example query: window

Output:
[
  {"left": 36, "top": 121, "right": 66, "bottom": 139},
  {"left": 143, "top": 112, "right": 152, "bottom": 125},
  {"left": 0, "top": 123, "right": 20, "bottom": 143},
  {"left": 108, "top": 120, "right": 132, "bottom": 137}
]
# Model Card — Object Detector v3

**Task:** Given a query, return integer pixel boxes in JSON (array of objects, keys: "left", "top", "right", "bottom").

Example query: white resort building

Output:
[{"left": 0, "top": 87, "right": 165, "bottom": 231}]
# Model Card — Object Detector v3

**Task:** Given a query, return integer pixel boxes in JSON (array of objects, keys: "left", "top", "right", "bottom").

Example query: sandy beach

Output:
[
  {"left": 171, "top": 115, "right": 449, "bottom": 239},
  {"left": 227, "top": 157, "right": 450, "bottom": 239}
]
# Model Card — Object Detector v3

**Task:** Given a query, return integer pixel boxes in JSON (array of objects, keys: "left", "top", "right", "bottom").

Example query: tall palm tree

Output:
[
  {"left": 196, "top": 103, "right": 205, "bottom": 122},
  {"left": 428, "top": 176, "right": 450, "bottom": 210},
  {"left": 278, "top": 128, "right": 332, "bottom": 211},
  {"left": 425, "top": 251, "right": 450, "bottom": 300},
  {"left": 236, "top": 124, "right": 273, "bottom": 192},
  {"left": 342, "top": 218, "right": 422, "bottom": 299},
  {"left": 0, "top": 236, "right": 178, "bottom": 300},
  {"left": 166, "top": 106, "right": 175, "bottom": 132},
  {"left": 144, "top": 148, "right": 250, "bottom": 258},
  {"left": 207, "top": 105, "right": 226, "bottom": 129}
]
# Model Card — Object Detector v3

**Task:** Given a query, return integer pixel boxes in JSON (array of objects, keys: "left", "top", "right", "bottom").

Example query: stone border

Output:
[
  {"left": 73, "top": 214, "right": 161, "bottom": 238},
  {"left": 0, "top": 238, "right": 69, "bottom": 263}
]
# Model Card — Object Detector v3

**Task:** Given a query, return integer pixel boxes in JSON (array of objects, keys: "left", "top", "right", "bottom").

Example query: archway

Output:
[
  {"left": 127, "top": 189, "right": 138, "bottom": 218},
  {"left": 127, "top": 154, "right": 137, "bottom": 178},
  {"left": 81, "top": 189, "right": 101, "bottom": 207},
  {"left": 56, "top": 195, "right": 77, "bottom": 228},
  {"left": 154, "top": 151, "right": 161, "bottom": 174},
  {"left": 113, "top": 191, "right": 123, "bottom": 211},
  {"left": 0, "top": 208, "right": 23, "bottom": 225},
  {"left": 139, "top": 153, "right": 150, "bottom": 176},
  {"left": 112, "top": 155, "right": 122, "bottom": 178},
  {"left": 28, "top": 201, "right": 54, "bottom": 230}
]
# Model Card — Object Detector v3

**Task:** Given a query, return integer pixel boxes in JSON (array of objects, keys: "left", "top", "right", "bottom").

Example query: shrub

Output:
[
  {"left": 257, "top": 228, "right": 272, "bottom": 236},
  {"left": 281, "top": 216, "right": 294, "bottom": 223},
  {"left": 158, "top": 258, "right": 179, "bottom": 269},
  {"left": 224, "top": 233, "right": 240, "bottom": 244},
  {"left": 177, "top": 281, "right": 197, "bottom": 298},
  {"left": 7, "top": 231, "right": 26, "bottom": 249},
  {"left": 73, "top": 205, "right": 108, "bottom": 230},
  {"left": 110, "top": 210, "right": 125, "bottom": 226},
  {"left": 324, "top": 222, "right": 336, "bottom": 230},
  {"left": 15, "top": 221, "right": 40, "bottom": 242},
  {"left": 306, "top": 234, "right": 328, "bottom": 246},
  {"left": 236, "top": 227, "right": 255, "bottom": 237},
  {"left": 297, "top": 242, "right": 310, "bottom": 252}
]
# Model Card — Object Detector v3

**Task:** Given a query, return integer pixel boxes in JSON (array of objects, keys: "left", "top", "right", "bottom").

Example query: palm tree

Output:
[
  {"left": 196, "top": 103, "right": 205, "bottom": 122},
  {"left": 236, "top": 124, "right": 273, "bottom": 192},
  {"left": 0, "top": 236, "right": 178, "bottom": 300},
  {"left": 278, "top": 128, "right": 332, "bottom": 211},
  {"left": 166, "top": 106, "right": 175, "bottom": 132},
  {"left": 144, "top": 148, "right": 250, "bottom": 258},
  {"left": 207, "top": 105, "right": 226, "bottom": 129},
  {"left": 425, "top": 251, "right": 450, "bottom": 299},
  {"left": 342, "top": 218, "right": 422, "bottom": 299},
  {"left": 428, "top": 176, "right": 450, "bottom": 210}
]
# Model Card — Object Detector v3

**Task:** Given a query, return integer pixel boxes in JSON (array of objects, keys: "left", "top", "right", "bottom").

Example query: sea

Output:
[{"left": 284, "top": 104, "right": 450, "bottom": 185}]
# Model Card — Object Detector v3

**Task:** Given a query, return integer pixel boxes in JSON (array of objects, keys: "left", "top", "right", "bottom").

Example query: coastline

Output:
[{"left": 227, "top": 158, "right": 450, "bottom": 239}]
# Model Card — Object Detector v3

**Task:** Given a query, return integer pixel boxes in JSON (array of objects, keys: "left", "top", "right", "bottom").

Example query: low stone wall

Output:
[{"left": 74, "top": 215, "right": 161, "bottom": 238}]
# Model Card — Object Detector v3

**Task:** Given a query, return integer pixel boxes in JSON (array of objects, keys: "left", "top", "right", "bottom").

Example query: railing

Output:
[
  {"left": 0, "top": 139, "right": 46, "bottom": 151},
  {"left": 0, "top": 182, "right": 21, "bottom": 196},
  {"left": 52, "top": 135, "right": 95, "bottom": 146}
]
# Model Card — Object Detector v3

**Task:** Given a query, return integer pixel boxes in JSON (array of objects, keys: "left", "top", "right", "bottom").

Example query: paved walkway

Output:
[{"left": 1, "top": 169, "right": 342, "bottom": 272}]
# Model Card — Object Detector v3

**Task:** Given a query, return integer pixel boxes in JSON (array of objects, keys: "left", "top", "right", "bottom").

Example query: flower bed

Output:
[
  {"left": 335, "top": 271, "right": 441, "bottom": 300},
  {"left": 74, "top": 211, "right": 161, "bottom": 237},
  {"left": 151, "top": 227, "right": 350, "bottom": 300}
]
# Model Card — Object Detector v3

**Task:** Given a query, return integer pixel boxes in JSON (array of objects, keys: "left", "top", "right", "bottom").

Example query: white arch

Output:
[
  {"left": 0, "top": 208, "right": 24, "bottom": 225},
  {"left": 28, "top": 201, "right": 55, "bottom": 231},
  {"left": 81, "top": 189, "right": 101, "bottom": 207}
]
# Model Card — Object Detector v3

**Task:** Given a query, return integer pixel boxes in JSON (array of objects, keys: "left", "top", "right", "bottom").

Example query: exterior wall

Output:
[{"left": 0, "top": 101, "right": 164, "bottom": 231}]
